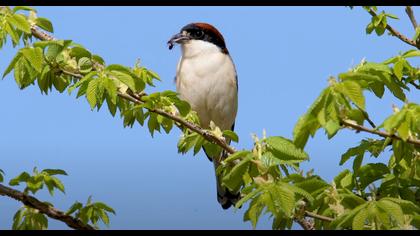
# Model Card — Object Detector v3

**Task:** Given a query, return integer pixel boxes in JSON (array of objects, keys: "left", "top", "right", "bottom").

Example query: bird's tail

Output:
[{"left": 212, "top": 150, "right": 241, "bottom": 210}]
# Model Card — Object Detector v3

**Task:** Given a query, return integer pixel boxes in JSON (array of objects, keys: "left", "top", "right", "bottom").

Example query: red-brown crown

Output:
[{"left": 180, "top": 22, "right": 228, "bottom": 54}]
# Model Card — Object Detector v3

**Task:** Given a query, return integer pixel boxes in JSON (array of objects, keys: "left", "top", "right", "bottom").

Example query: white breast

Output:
[{"left": 176, "top": 40, "right": 238, "bottom": 131}]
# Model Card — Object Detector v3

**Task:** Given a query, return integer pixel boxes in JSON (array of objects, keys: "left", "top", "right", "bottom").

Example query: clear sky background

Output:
[{"left": 0, "top": 6, "right": 419, "bottom": 230}]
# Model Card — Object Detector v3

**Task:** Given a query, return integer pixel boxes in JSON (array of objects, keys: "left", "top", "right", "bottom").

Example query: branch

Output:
[
  {"left": 305, "top": 211, "right": 334, "bottom": 222},
  {"left": 0, "top": 183, "right": 95, "bottom": 230},
  {"left": 30, "top": 25, "right": 236, "bottom": 155},
  {"left": 405, "top": 6, "right": 418, "bottom": 30},
  {"left": 342, "top": 119, "right": 420, "bottom": 147},
  {"left": 367, "top": 8, "right": 419, "bottom": 49}
]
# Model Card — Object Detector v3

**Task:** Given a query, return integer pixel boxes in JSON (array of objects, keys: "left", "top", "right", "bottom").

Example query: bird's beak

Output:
[{"left": 168, "top": 32, "right": 190, "bottom": 50}]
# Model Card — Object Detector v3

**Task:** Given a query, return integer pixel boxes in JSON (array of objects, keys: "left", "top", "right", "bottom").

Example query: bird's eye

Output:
[{"left": 193, "top": 30, "right": 204, "bottom": 38}]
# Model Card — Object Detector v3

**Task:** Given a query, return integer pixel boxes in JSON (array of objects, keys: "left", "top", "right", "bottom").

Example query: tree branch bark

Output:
[
  {"left": 342, "top": 119, "right": 420, "bottom": 147},
  {"left": 405, "top": 6, "right": 418, "bottom": 30},
  {"left": 305, "top": 211, "right": 334, "bottom": 222},
  {"left": 0, "top": 183, "right": 95, "bottom": 230},
  {"left": 367, "top": 8, "right": 419, "bottom": 49}
]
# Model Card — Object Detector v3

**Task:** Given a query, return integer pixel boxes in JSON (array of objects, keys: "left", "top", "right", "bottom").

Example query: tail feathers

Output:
[{"left": 216, "top": 182, "right": 241, "bottom": 209}]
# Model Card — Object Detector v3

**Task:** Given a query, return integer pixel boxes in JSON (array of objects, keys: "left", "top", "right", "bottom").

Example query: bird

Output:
[{"left": 168, "top": 22, "right": 240, "bottom": 209}]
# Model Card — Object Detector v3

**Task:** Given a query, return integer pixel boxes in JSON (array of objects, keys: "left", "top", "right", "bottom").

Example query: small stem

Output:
[
  {"left": 305, "top": 211, "right": 334, "bottom": 222},
  {"left": 342, "top": 119, "right": 420, "bottom": 147},
  {"left": 405, "top": 6, "right": 418, "bottom": 30},
  {"left": 367, "top": 8, "right": 419, "bottom": 49}
]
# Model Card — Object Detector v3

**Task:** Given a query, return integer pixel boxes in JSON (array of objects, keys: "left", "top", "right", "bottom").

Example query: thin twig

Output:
[
  {"left": 367, "top": 8, "right": 419, "bottom": 49},
  {"left": 342, "top": 119, "right": 420, "bottom": 147},
  {"left": 0, "top": 184, "right": 95, "bottom": 230},
  {"left": 305, "top": 211, "right": 334, "bottom": 222},
  {"left": 405, "top": 6, "right": 418, "bottom": 30}
]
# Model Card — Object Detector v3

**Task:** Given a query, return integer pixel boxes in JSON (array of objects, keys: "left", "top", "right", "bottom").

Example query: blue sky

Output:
[{"left": 0, "top": 6, "right": 419, "bottom": 230}]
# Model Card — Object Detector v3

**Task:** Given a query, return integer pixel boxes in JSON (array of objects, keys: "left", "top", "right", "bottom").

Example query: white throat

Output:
[{"left": 181, "top": 40, "right": 222, "bottom": 58}]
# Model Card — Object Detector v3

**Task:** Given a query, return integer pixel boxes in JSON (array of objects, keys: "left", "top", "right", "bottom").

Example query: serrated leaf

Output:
[
  {"left": 222, "top": 156, "right": 251, "bottom": 192},
  {"left": 94, "top": 202, "right": 116, "bottom": 215},
  {"left": 21, "top": 47, "right": 44, "bottom": 73},
  {"left": 13, "top": 6, "right": 36, "bottom": 13},
  {"left": 2, "top": 51, "right": 21, "bottom": 78},
  {"left": 78, "top": 57, "right": 93, "bottom": 74},
  {"left": 358, "top": 163, "right": 389, "bottom": 189},
  {"left": 265, "top": 136, "right": 308, "bottom": 162},
  {"left": 402, "top": 49, "right": 420, "bottom": 58},
  {"left": 222, "top": 151, "right": 251, "bottom": 164},
  {"left": 42, "top": 169, "right": 68, "bottom": 176},
  {"left": 339, "top": 80, "right": 365, "bottom": 109},
  {"left": 35, "top": 17, "right": 53, "bottom": 33},
  {"left": 5, "top": 22, "right": 20, "bottom": 45},
  {"left": 45, "top": 44, "right": 63, "bottom": 62},
  {"left": 69, "top": 46, "right": 91, "bottom": 59},
  {"left": 8, "top": 14, "right": 31, "bottom": 34},
  {"left": 86, "top": 79, "right": 99, "bottom": 110},
  {"left": 66, "top": 202, "right": 83, "bottom": 215},
  {"left": 9, "top": 172, "right": 30, "bottom": 186},
  {"left": 244, "top": 197, "right": 264, "bottom": 229},
  {"left": 222, "top": 130, "right": 239, "bottom": 143},
  {"left": 174, "top": 100, "right": 191, "bottom": 117},
  {"left": 269, "top": 184, "right": 295, "bottom": 217},
  {"left": 393, "top": 59, "right": 403, "bottom": 80},
  {"left": 112, "top": 71, "right": 136, "bottom": 92},
  {"left": 352, "top": 207, "right": 368, "bottom": 230}
]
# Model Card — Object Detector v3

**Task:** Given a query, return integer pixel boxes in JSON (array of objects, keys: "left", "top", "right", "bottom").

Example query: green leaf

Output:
[
  {"left": 66, "top": 201, "right": 83, "bottom": 215},
  {"left": 222, "top": 156, "right": 251, "bottom": 192},
  {"left": 0, "top": 169, "right": 4, "bottom": 183},
  {"left": 235, "top": 187, "right": 262, "bottom": 208},
  {"left": 21, "top": 47, "right": 44, "bottom": 73},
  {"left": 147, "top": 113, "right": 159, "bottom": 136},
  {"left": 12, "top": 6, "right": 36, "bottom": 13},
  {"left": 244, "top": 196, "right": 265, "bottom": 229},
  {"left": 35, "top": 17, "right": 53, "bottom": 32},
  {"left": 376, "top": 199, "right": 404, "bottom": 226},
  {"left": 112, "top": 71, "right": 136, "bottom": 92},
  {"left": 8, "top": 14, "right": 31, "bottom": 34},
  {"left": 393, "top": 59, "right": 403, "bottom": 80},
  {"left": 269, "top": 184, "right": 295, "bottom": 217},
  {"left": 402, "top": 49, "right": 420, "bottom": 58},
  {"left": 173, "top": 100, "right": 191, "bottom": 117},
  {"left": 93, "top": 202, "right": 116, "bottom": 215},
  {"left": 78, "top": 57, "right": 93, "bottom": 73},
  {"left": 222, "top": 130, "right": 239, "bottom": 143},
  {"left": 86, "top": 79, "right": 99, "bottom": 110},
  {"left": 324, "top": 120, "right": 340, "bottom": 139},
  {"left": 42, "top": 169, "right": 67, "bottom": 176},
  {"left": 352, "top": 207, "right": 368, "bottom": 230},
  {"left": 222, "top": 151, "right": 251, "bottom": 164},
  {"left": 68, "top": 71, "right": 96, "bottom": 94},
  {"left": 2, "top": 51, "right": 22, "bottom": 78},
  {"left": 265, "top": 136, "right": 308, "bottom": 162},
  {"left": 5, "top": 22, "right": 20, "bottom": 45},
  {"left": 9, "top": 172, "right": 30, "bottom": 186},
  {"left": 12, "top": 208, "right": 24, "bottom": 229},
  {"left": 338, "top": 80, "right": 365, "bottom": 110},
  {"left": 69, "top": 46, "right": 91, "bottom": 59},
  {"left": 358, "top": 163, "right": 389, "bottom": 189}
]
